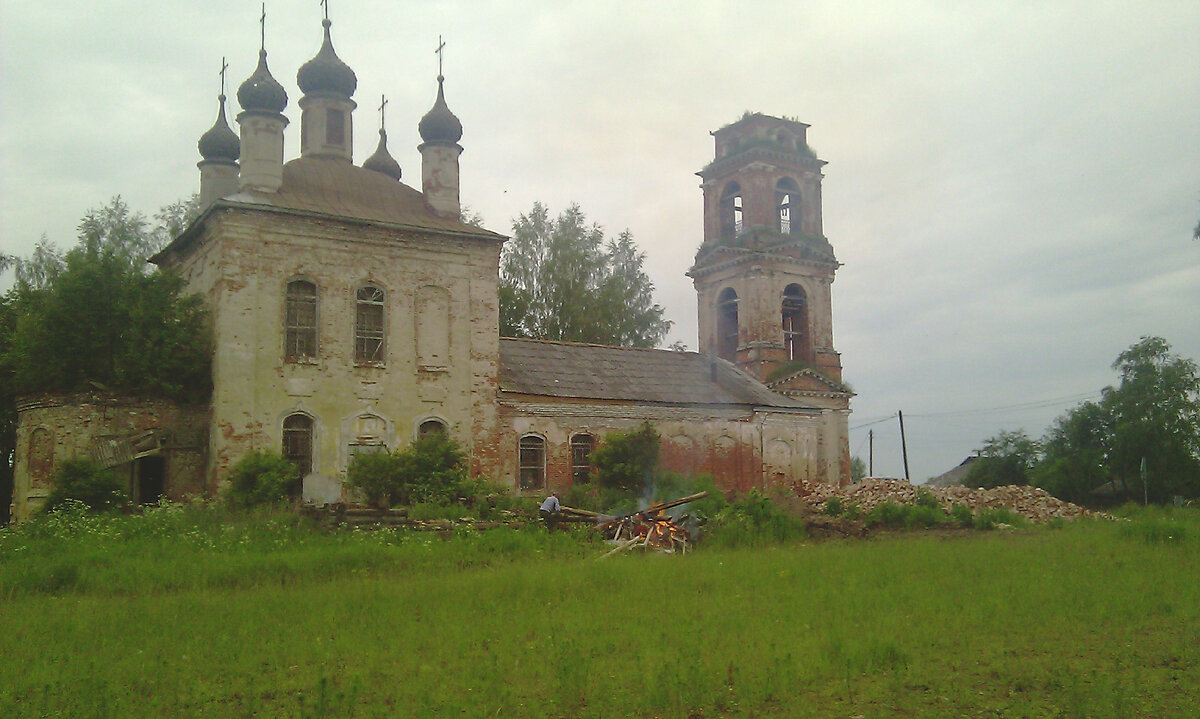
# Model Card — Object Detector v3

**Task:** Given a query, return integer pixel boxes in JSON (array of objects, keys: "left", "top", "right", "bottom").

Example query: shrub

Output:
[
  {"left": 843, "top": 502, "right": 863, "bottom": 520},
  {"left": 41, "top": 459, "right": 127, "bottom": 513},
  {"left": 345, "top": 451, "right": 397, "bottom": 509},
  {"left": 915, "top": 488, "right": 940, "bottom": 510},
  {"left": 973, "top": 507, "right": 1026, "bottom": 530},
  {"left": 346, "top": 434, "right": 469, "bottom": 509},
  {"left": 950, "top": 504, "right": 974, "bottom": 528},
  {"left": 225, "top": 450, "right": 301, "bottom": 508},
  {"left": 704, "top": 490, "right": 805, "bottom": 548},
  {"left": 863, "top": 501, "right": 949, "bottom": 529},
  {"left": 592, "top": 422, "right": 660, "bottom": 493},
  {"left": 905, "top": 503, "right": 947, "bottom": 529},
  {"left": 823, "top": 497, "right": 844, "bottom": 516}
]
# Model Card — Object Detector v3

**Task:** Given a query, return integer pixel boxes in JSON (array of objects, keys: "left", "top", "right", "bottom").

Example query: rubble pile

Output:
[{"left": 794, "top": 478, "right": 1101, "bottom": 524}]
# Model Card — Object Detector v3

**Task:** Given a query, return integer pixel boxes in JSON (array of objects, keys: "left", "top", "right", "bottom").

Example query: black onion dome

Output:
[
  {"left": 418, "top": 76, "right": 462, "bottom": 144},
  {"left": 198, "top": 95, "right": 241, "bottom": 161},
  {"left": 238, "top": 49, "right": 288, "bottom": 113},
  {"left": 297, "top": 19, "right": 357, "bottom": 97},
  {"left": 363, "top": 129, "right": 402, "bottom": 180}
]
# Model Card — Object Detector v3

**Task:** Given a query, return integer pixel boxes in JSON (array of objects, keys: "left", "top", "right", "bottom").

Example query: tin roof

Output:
[{"left": 498, "top": 338, "right": 813, "bottom": 409}]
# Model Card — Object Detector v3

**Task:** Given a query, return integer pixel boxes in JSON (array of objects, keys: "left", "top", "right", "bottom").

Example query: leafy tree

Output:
[
  {"left": 1101, "top": 336, "right": 1200, "bottom": 501},
  {"left": 850, "top": 456, "right": 867, "bottom": 482},
  {"left": 593, "top": 422, "right": 661, "bottom": 493},
  {"left": 346, "top": 433, "right": 469, "bottom": 508},
  {"left": 499, "top": 203, "right": 671, "bottom": 347},
  {"left": 964, "top": 430, "right": 1041, "bottom": 489},
  {"left": 1031, "top": 400, "right": 1108, "bottom": 504}
]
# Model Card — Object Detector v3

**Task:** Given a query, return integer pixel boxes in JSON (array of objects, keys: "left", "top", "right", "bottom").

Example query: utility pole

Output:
[
  {"left": 868, "top": 429, "right": 874, "bottom": 478},
  {"left": 898, "top": 410, "right": 910, "bottom": 481}
]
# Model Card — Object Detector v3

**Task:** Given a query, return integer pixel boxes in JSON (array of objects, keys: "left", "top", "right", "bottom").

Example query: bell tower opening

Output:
[
  {"left": 716, "top": 288, "right": 739, "bottom": 362},
  {"left": 776, "top": 178, "right": 801, "bottom": 235},
  {"left": 720, "top": 183, "right": 743, "bottom": 238},
  {"left": 782, "top": 283, "right": 809, "bottom": 362}
]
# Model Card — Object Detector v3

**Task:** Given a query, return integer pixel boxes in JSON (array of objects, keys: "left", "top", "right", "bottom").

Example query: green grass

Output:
[{"left": 1, "top": 503, "right": 1198, "bottom": 717}]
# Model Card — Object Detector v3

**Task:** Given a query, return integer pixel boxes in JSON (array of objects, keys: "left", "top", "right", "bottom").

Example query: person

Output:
[{"left": 539, "top": 492, "right": 561, "bottom": 530}]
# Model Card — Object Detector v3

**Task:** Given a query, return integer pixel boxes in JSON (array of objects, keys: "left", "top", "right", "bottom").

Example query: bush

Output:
[
  {"left": 950, "top": 504, "right": 974, "bottom": 528},
  {"left": 41, "top": 459, "right": 127, "bottom": 513},
  {"left": 592, "top": 422, "right": 660, "bottom": 493},
  {"left": 973, "top": 507, "right": 1026, "bottom": 530},
  {"left": 225, "top": 450, "right": 301, "bottom": 508},
  {"left": 915, "top": 488, "right": 940, "bottom": 510},
  {"left": 863, "top": 501, "right": 948, "bottom": 529},
  {"left": 704, "top": 490, "right": 805, "bottom": 548},
  {"left": 345, "top": 434, "right": 469, "bottom": 509},
  {"left": 823, "top": 497, "right": 844, "bottom": 516}
]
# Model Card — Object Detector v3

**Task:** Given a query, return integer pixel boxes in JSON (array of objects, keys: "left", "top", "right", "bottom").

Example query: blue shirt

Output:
[{"left": 540, "top": 496, "right": 560, "bottom": 512}]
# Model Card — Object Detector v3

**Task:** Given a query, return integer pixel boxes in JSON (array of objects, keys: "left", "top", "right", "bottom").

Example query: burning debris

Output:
[{"left": 558, "top": 491, "right": 709, "bottom": 556}]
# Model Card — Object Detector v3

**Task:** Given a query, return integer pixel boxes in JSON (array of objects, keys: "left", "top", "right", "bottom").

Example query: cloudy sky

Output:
[{"left": 3, "top": 1, "right": 1197, "bottom": 481}]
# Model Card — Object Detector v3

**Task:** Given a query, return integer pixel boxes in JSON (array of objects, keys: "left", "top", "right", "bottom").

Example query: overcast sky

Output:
[{"left": 2, "top": 1, "right": 1198, "bottom": 481}]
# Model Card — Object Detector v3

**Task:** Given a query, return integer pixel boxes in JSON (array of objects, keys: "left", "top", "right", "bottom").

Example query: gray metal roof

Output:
[{"left": 498, "top": 338, "right": 812, "bottom": 409}]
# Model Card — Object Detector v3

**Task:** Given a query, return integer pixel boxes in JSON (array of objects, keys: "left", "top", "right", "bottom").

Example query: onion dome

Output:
[
  {"left": 237, "top": 49, "right": 288, "bottom": 114},
  {"left": 418, "top": 76, "right": 462, "bottom": 145},
  {"left": 363, "top": 128, "right": 402, "bottom": 180},
  {"left": 198, "top": 94, "right": 241, "bottom": 161},
  {"left": 297, "top": 19, "right": 357, "bottom": 98}
]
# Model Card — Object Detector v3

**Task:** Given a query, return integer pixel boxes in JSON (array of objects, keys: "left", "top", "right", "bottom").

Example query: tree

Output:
[
  {"left": 1031, "top": 400, "right": 1108, "bottom": 505},
  {"left": 850, "top": 456, "right": 867, "bottom": 482},
  {"left": 499, "top": 203, "right": 671, "bottom": 347},
  {"left": 1100, "top": 336, "right": 1200, "bottom": 501},
  {"left": 964, "top": 430, "right": 1041, "bottom": 489},
  {"left": 593, "top": 422, "right": 661, "bottom": 493}
]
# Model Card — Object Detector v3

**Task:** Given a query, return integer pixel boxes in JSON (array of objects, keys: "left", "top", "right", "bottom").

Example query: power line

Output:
[{"left": 901, "top": 391, "right": 1101, "bottom": 420}]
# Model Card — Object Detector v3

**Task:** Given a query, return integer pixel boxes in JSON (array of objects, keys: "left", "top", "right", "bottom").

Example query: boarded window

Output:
[
  {"left": 519, "top": 435, "right": 545, "bottom": 491},
  {"left": 349, "top": 414, "right": 387, "bottom": 458},
  {"left": 327, "top": 108, "right": 345, "bottom": 145},
  {"left": 28, "top": 427, "right": 53, "bottom": 488},
  {"left": 782, "top": 283, "right": 808, "bottom": 361},
  {"left": 717, "top": 288, "right": 739, "bottom": 362},
  {"left": 570, "top": 433, "right": 595, "bottom": 484},
  {"left": 355, "top": 285, "right": 386, "bottom": 363},
  {"left": 416, "top": 286, "right": 450, "bottom": 368},
  {"left": 283, "top": 413, "right": 314, "bottom": 478},
  {"left": 285, "top": 280, "right": 318, "bottom": 360}
]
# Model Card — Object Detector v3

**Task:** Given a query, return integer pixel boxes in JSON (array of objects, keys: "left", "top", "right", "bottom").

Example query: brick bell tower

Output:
[{"left": 688, "top": 113, "right": 851, "bottom": 408}]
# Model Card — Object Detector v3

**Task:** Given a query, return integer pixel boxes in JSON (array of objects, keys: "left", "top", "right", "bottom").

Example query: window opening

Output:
[
  {"left": 776, "top": 178, "right": 801, "bottom": 235},
  {"left": 720, "top": 183, "right": 743, "bottom": 237},
  {"left": 717, "top": 288, "right": 739, "bottom": 362},
  {"left": 327, "top": 108, "right": 345, "bottom": 145},
  {"left": 285, "top": 280, "right": 318, "bottom": 360},
  {"left": 782, "top": 283, "right": 807, "bottom": 361},
  {"left": 418, "top": 419, "right": 447, "bottom": 441},
  {"left": 355, "top": 285, "right": 386, "bottom": 363},
  {"left": 283, "top": 413, "right": 314, "bottom": 481},
  {"left": 519, "top": 435, "right": 546, "bottom": 491},
  {"left": 570, "top": 434, "right": 595, "bottom": 484}
]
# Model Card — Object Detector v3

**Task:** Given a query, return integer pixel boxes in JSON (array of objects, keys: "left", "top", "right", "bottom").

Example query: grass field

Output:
[{"left": 1, "top": 503, "right": 1197, "bottom": 718}]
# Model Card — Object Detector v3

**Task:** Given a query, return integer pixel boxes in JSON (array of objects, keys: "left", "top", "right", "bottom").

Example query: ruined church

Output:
[{"left": 10, "top": 16, "right": 852, "bottom": 521}]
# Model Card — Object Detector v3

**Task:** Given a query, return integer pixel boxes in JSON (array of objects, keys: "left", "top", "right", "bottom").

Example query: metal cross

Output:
[
  {"left": 259, "top": 3, "right": 266, "bottom": 50},
  {"left": 435, "top": 35, "right": 446, "bottom": 77},
  {"left": 219, "top": 57, "right": 229, "bottom": 96},
  {"left": 378, "top": 95, "right": 388, "bottom": 129},
  {"left": 320, "top": 0, "right": 329, "bottom": 21}
]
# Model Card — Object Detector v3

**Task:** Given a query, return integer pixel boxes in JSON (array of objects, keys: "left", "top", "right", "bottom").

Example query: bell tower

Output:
[{"left": 688, "top": 113, "right": 849, "bottom": 401}]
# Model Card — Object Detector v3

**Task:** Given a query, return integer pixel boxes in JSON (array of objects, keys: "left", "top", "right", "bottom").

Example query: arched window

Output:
[
  {"left": 717, "top": 288, "right": 739, "bottom": 362},
  {"left": 519, "top": 435, "right": 546, "bottom": 490},
  {"left": 355, "top": 284, "right": 386, "bottom": 363},
  {"left": 282, "top": 413, "right": 314, "bottom": 480},
  {"left": 782, "top": 283, "right": 808, "bottom": 361},
  {"left": 285, "top": 280, "right": 318, "bottom": 360},
  {"left": 720, "top": 182, "right": 743, "bottom": 237},
  {"left": 570, "top": 433, "right": 595, "bottom": 484},
  {"left": 418, "top": 419, "right": 447, "bottom": 441},
  {"left": 776, "top": 178, "right": 801, "bottom": 235}
]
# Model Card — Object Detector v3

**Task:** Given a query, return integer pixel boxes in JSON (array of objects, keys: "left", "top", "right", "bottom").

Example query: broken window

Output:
[
  {"left": 782, "top": 283, "right": 808, "bottom": 361},
  {"left": 570, "top": 433, "right": 595, "bottom": 484},
  {"left": 355, "top": 284, "right": 386, "bottom": 363},
  {"left": 283, "top": 413, "right": 314, "bottom": 479},
  {"left": 720, "top": 182, "right": 743, "bottom": 237},
  {"left": 285, "top": 280, "right": 318, "bottom": 360},
  {"left": 717, "top": 288, "right": 739, "bottom": 362},
  {"left": 519, "top": 435, "right": 546, "bottom": 491},
  {"left": 418, "top": 419, "right": 447, "bottom": 441},
  {"left": 776, "top": 177, "right": 801, "bottom": 235}
]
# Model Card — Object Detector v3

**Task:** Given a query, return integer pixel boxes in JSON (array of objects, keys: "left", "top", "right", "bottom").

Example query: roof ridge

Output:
[{"left": 499, "top": 336, "right": 691, "bottom": 354}]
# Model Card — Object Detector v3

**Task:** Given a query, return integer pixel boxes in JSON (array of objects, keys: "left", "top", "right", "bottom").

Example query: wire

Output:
[
  {"left": 850, "top": 414, "right": 896, "bottom": 430},
  {"left": 902, "top": 391, "right": 1101, "bottom": 419}
]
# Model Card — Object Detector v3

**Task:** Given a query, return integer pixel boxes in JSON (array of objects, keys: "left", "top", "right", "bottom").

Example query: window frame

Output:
[
  {"left": 569, "top": 433, "right": 595, "bottom": 484},
  {"left": 284, "top": 279, "right": 319, "bottom": 361},
  {"left": 716, "top": 287, "right": 739, "bottom": 362},
  {"left": 282, "top": 412, "right": 315, "bottom": 482},
  {"left": 354, "top": 283, "right": 387, "bottom": 365},
  {"left": 782, "top": 283, "right": 807, "bottom": 362},
  {"left": 518, "top": 434, "right": 546, "bottom": 491}
]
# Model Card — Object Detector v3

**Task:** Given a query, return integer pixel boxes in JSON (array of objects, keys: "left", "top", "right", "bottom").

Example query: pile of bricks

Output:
[{"left": 794, "top": 478, "right": 1102, "bottom": 524}]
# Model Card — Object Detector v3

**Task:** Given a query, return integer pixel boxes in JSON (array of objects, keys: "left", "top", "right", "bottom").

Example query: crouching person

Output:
[{"left": 539, "top": 492, "right": 561, "bottom": 530}]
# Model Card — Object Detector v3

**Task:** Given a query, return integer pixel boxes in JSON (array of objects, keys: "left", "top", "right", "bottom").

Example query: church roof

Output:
[
  {"left": 498, "top": 338, "right": 814, "bottom": 409},
  {"left": 226, "top": 157, "right": 498, "bottom": 236}
]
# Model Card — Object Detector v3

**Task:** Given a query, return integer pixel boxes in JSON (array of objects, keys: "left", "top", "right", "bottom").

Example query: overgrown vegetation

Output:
[
  {"left": 224, "top": 450, "right": 301, "bottom": 508},
  {"left": 40, "top": 459, "right": 127, "bottom": 513},
  {"left": 1, "top": 504, "right": 1196, "bottom": 716},
  {"left": 966, "top": 337, "right": 1200, "bottom": 504},
  {"left": 345, "top": 433, "right": 469, "bottom": 508}
]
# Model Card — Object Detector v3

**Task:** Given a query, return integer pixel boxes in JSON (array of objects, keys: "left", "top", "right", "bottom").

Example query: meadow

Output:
[{"left": 1, "top": 502, "right": 1197, "bottom": 718}]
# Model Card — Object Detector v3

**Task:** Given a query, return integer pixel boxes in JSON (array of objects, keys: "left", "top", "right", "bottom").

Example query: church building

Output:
[{"left": 9, "top": 15, "right": 851, "bottom": 521}]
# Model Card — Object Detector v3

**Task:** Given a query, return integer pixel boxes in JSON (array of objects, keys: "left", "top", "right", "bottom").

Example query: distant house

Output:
[{"left": 926, "top": 456, "right": 979, "bottom": 488}]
